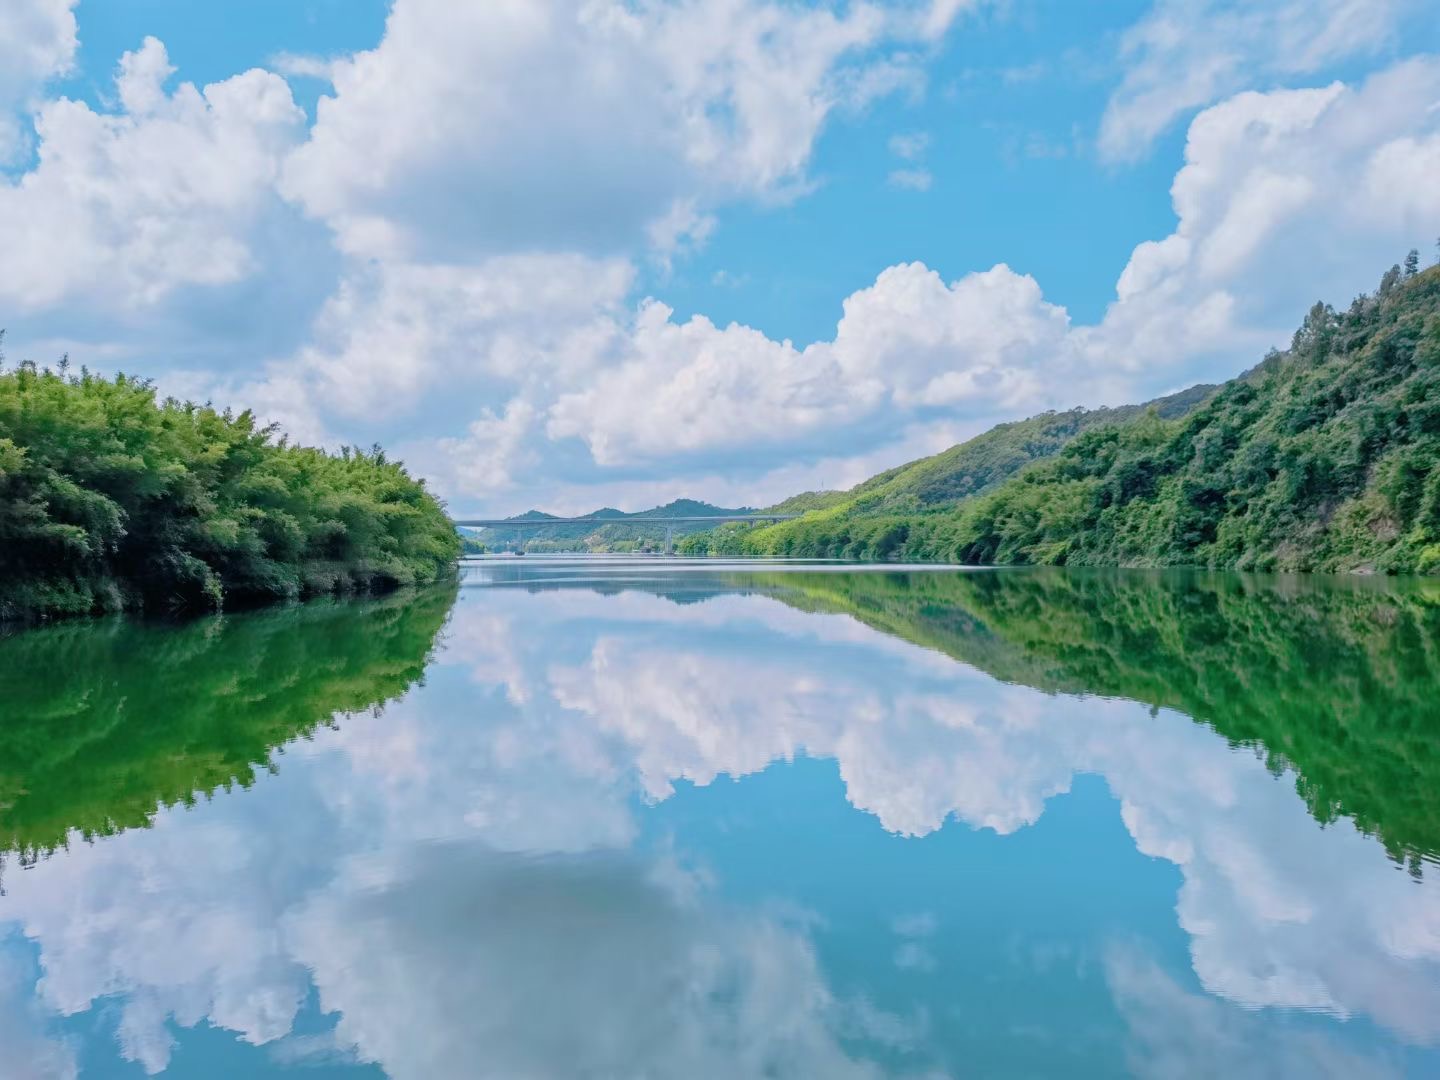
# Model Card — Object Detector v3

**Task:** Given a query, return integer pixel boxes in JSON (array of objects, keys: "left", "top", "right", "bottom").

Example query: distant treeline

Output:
[
  {"left": 0, "top": 355, "right": 458, "bottom": 620},
  {"left": 687, "top": 257, "right": 1440, "bottom": 574}
]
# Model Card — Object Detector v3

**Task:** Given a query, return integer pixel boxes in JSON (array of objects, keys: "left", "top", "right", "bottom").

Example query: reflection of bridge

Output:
[{"left": 454, "top": 514, "right": 797, "bottom": 554}]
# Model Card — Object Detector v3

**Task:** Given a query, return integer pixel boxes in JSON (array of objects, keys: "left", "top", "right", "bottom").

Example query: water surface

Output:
[{"left": 3, "top": 559, "right": 1440, "bottom": 1078}]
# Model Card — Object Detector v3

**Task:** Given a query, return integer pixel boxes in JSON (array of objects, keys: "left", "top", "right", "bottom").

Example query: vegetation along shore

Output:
[
  {"left": 0, "top": 350, "right": 457, "bottom": 621},
  {"left": 684, "top": 257, "right": 1440, "bottom": 574}
]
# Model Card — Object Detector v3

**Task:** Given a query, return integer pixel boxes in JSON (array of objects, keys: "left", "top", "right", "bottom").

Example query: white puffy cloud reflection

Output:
[
  {"left": 288, "top": 844, "right": 886, "bottom": 1080},
  {"left": 1, "top": 576, "right": 1439, "bottom": 1075}
]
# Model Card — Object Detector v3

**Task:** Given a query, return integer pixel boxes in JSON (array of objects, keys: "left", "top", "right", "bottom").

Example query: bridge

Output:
[{"left": 454, "top": 514, "right": 797, "bottom": 554}]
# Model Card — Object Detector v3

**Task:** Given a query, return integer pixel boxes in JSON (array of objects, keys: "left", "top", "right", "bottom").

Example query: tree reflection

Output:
[{"left": 0, "top": 583, "right": 457, "bottom": 867}]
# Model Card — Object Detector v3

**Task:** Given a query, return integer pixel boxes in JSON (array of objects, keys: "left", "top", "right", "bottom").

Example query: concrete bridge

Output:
[{"left": 454, "top": 514, "right": 797, "bottom": 554}]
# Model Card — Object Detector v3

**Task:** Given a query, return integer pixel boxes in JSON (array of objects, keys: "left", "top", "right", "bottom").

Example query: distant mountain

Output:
[
  {"left": 465, "top": 499, "right": 753, "bottom": 552},
  {"left": 685, "top": 255, "right": 1440, "bottom": 574}
]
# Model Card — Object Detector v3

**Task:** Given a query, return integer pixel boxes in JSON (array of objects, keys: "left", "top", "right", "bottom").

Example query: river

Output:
[{"left": 2, "top": 558, "right": 1439, "bottom": 1077}]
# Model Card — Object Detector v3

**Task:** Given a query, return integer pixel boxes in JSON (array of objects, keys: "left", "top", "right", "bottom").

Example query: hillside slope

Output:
[
  {"left": 946, "top": 261, "right": 1440, "bottom": 573},
  {"left": 682, "top": 387, "right": 1213, "bottom": 559},
  {"left": 690, "top": 258, "right": 1440, "bottom": 573}
]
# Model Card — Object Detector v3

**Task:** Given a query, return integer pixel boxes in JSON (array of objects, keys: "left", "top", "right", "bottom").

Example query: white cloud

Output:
[
  {"left": 437, "top": 416, "right": 980, "bottom": 516},
  {"left": 887, "top": 166, "right": 933, "bottom": 190},
  {"left": 1084, "top": 58, "right": 1440, "bottom": 384},
  {"left": 0, "top": 37, "right": 306, "bottom": 311},
  {"left": 888, "top": 130, "right": 931, "bottom": 159},
  {"left": 432, "top": 399, "right": 541, "bottom": 500},
  {"left": 0, "top": 0, "right": 77, "bottom": 163},
  {"left": 1099, "top": 0, "right": 1415, "bottom": 162},
  {"left": 546, "top": 262, "right": 1064, "bottom": 468},
  {"left": 129, "top": 54, "right": 1440, "bottom": 516},
  {"left": 828, "top": 262, "right": 1066, "bottom": 407},
  {"left": 280, "top": 0, "right": 968, "bottom": 262},
  {"left": 546, "top": 300, "right": 872, "bottom": 466},
  {"left": 272, "top": 56, "right": 1439, "bottom": 509},
  {"left": 285, "top": 254, "right": 633, "bottom": 421}
]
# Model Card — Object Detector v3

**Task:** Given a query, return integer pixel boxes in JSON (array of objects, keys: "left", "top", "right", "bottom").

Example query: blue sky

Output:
[{"left": 2, "top": 0, "right": 1439, "bottom": 512}]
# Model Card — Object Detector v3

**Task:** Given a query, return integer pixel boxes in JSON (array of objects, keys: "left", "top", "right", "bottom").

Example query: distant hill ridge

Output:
[
  {"left": 685, "top": 255, "right": 1440, "bottom": 574},
  {"left": 465, "top": 499, "right": 753, "bottom": 552}
]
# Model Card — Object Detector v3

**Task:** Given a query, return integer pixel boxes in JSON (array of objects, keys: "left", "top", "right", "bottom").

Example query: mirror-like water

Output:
[{"left": 3, "top": 558, "right": 1440, "bottom": 1078}]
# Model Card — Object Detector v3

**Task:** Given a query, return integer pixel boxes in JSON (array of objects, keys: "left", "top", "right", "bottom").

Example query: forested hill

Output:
[
  {"left": 950, "top": 260, "right": 1440, "bottom": 573},
  {"left": 689, "top": 257, "right": 1440, "bottom": 573},
  {"left": 0, "top": 360, "right": 459, "bottom": 620},
  {"left": 681, "top": 385, "right": 1214, "bottom": 559}
]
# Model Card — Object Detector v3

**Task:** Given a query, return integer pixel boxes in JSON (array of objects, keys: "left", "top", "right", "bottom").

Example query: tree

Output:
[
  {"left": 0, "top": 368, "right": 460, "bottom": 619},
  {"left": 1405, "top": 249, "right": 1420, "bottom": 277}
]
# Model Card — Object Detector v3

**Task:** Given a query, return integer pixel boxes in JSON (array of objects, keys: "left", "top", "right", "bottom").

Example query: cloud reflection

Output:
[{"left": 1, "top": 575, "right": 1439, "bottom": 1074}]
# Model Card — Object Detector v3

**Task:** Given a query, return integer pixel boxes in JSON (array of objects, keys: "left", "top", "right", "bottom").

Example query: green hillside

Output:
[
  {"left": 689, "top": 257, "right": 1440, "bottom": 574},
  {"left": 681, "top": 385, "right": 1213, "bottom": 559},
  {"left": 947, "top": 260, "right": 1440, "bottom": 573}
]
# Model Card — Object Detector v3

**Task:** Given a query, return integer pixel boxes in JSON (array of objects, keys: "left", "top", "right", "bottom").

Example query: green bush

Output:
[{"left": 0, "top": 358, "right": 459, "bottom": 619}]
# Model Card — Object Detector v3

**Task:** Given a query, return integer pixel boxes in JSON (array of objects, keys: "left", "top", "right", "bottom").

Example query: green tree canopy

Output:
[{"left": 0, "top": 357, "right": 458, "bottom": 619}]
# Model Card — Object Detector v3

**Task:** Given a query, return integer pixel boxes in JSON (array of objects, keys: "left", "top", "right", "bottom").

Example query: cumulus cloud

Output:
[
  {"left": 0, "top": 37, "right": 306, "bottom": 311},
  {"left": 280, "top": 0, "right": 969, "bottom": 261},
  {"left": 545, "top": 262, "right": 1065, "bottom": 468},
  {"left": 0, "top": 0, "right": 77, "bottom": 162},
  {"left": 1099, "top": 0, "right": 1415, "bottom": 162},
  {"left": 546, "top": 300, "right": 873, "bottom": 466},
  {"left": 1083, "top": 57, "right": 1440, "bottom": 386}
]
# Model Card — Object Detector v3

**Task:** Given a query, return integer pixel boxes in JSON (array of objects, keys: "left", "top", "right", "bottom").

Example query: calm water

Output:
[{"left": 3, "top": 559, "right": 1440, "bottom": 1078}]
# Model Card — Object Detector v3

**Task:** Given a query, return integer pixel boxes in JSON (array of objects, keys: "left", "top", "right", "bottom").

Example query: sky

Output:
[{"left": 1, "top": 0, "right": 1439, "bottom": 515}]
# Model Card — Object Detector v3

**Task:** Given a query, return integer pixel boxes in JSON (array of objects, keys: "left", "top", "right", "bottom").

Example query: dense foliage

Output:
[
  {"left": 691, "top": 259, "right": 1440, "bottom": 573},
  {"left": 0, "top": 582, "right": 456, "bottom": 864},
  {"left": 748, "top": 566, "right": 1440, "bottom": 873},
  {"left": 0, "top": 357, "right": 459, "bottom": 619},
  {"left": 680, "top": 386, "right": 1213, "bottom": 559},
  {"left": 946, "top": 263, "right": 1440, "bottom": 572}
]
